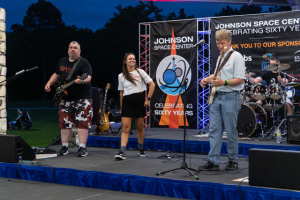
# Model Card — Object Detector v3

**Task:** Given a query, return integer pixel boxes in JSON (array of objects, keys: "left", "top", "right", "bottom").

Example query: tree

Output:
[
  {"left": 215, "top": 4, "right": 291, "bottom": 17},
  {"left": 5, "top": 0, "right": 199, "bottom": 102},
  {"left": 215, "top": 5, "right": 240, "bottom": 16},
  {"left": 7, "top": 0, "right": 66, "bottom": 101},
  {"left": 268, "top": 6, "right": 291, "bottom": 12}
]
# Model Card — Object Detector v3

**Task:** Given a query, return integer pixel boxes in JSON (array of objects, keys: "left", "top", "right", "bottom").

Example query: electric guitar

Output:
[
  {"left": 208, "top": 47, "right": 227, "bottom": 106},
  {"left": 95, "top": 83, "right": 111, "bottom": 134},
  {"left": 53, "top": 73, "right": 88, "bottom": 106}
]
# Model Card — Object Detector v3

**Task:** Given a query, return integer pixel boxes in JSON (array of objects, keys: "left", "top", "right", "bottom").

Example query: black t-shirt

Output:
[
  {"left": 55, "top": 57, "right": 92, "bottom": 101},
  {"left": 259, "top": 71, "right": 284, "bottom": 86}
]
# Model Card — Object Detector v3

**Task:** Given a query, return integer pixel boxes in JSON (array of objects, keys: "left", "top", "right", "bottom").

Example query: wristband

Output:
[
  {"left": 147, "top": 97, "right": 151, "bottom": 100},
  {"left": 226, "top": 80, "right": 230, "bottom": 86},
  {"left": 81, "top": 80, "right": 85, "bottom": 84}
]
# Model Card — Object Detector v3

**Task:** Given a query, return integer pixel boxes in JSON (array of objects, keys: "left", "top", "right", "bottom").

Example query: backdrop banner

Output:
[
  {"left": 211, "top": 11, "right": 300, "bottom": 102},
  {"left": 149, "top": 19, "right": 198, "bottom": 129}
]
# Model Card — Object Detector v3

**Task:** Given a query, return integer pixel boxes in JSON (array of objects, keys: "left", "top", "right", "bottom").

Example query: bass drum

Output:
[{"left": 237, "top": 103, "right": 267, "bottom": 138}]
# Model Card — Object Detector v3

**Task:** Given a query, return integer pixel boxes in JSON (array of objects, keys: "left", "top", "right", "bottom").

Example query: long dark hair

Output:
[{"left": 122, "top": 53, "right": 139, "bottom": 86}]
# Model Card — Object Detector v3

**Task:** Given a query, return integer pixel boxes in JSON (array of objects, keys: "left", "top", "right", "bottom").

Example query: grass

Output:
[
  {"left": 7, "top": 100, "right": 60, "bottom": 147},
  {"left": 6, "top": 100, "right": 137, "bottom": 147}
]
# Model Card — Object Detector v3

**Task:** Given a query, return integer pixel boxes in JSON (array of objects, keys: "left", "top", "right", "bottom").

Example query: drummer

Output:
[{"left": 246, "top": 56, "right": 293, "bottom": 116}]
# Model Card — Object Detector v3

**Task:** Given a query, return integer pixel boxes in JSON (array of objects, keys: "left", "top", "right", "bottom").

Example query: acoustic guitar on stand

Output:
[
  {"left": 95, "top": 83, "right": 111, "bottom": 134},
  {"left": 208, "top": 47, "right": 227, "bottom": 106}
]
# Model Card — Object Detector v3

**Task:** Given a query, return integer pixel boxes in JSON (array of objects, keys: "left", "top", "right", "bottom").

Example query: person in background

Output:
[{"left": 247, "top": 56, "right": 293, "bottom": 116}]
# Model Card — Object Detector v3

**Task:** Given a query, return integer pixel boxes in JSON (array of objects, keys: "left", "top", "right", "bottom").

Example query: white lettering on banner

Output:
[
  {"left": 154, "top": 110, "right": 193, "bottom": 116},
  {"left": 215, "top": 22, "right": 252, "bottom": 29},
  {"left": 265, "top": 26, "right": 288, "bottom": 33},
  {"left": 289, "top": 25, "right": 300, "bottom": 31},
  {"left": 214, "top": 18, "right": 300, "bottom": 36},
  {"left": 282, "top": 18, "right": 300, "bottom": 25},
  {"left": 253, "top": 20, "right": 280, "bottom": 27},
  {"left": 154, "top": 103, "right": 194, "bottom": 109},
  {"left": 186, "top": 104, "right": 193, "bottom": 109},
  {"left": 154, "top": 44, "right": 193, "bottom": 50},
  {"left": 230, "top": 28, "right": 263, "bottom": 35},
  {"left": 153, "top": 36, "right": 193, "bottom": 45}
]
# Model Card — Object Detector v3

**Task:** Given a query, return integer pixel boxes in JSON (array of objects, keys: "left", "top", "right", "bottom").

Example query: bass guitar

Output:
[
  {"left": 95, "top": 83, "right": 111, "bottom": 134},
  {"left": 208, "top": 47, "right": 227, "bottom": 106},
  {"left": 53, "top": 73, "right": 88, "bottom": 106}
]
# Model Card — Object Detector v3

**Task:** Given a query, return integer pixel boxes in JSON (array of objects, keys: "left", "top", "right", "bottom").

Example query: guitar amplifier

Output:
[
  {"left": 91, "top": 87, "right": 103, "bottom": 124},
  {"left": 109, "top": 108, "right": 121, "bottom": 122}
]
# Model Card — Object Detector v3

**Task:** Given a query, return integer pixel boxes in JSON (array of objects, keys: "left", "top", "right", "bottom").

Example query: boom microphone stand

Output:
[{"left": 156, "top": 40, "right": 204, "bottom": 180}]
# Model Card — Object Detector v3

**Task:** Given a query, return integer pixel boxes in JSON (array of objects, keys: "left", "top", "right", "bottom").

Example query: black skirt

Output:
[{"left": 121, "top": 92, "right": 146, "bottom": 118}]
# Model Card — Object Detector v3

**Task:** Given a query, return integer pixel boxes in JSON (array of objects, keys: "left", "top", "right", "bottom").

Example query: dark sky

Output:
[{"left": 0, "top": 0, "right": 252, "bottom": 32}]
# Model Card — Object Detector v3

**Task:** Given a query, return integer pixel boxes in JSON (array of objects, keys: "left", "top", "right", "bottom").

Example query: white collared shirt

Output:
[{"left": 214, "top": 47, "right": 245, "bottom": 92}]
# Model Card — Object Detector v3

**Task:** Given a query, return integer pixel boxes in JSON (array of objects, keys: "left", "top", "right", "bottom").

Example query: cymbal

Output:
[
  {"left": 245, "top": 71, "right": 256, "bottom": 77},
  {"left": 286, "top": 81, "right": 300, "bottom": 85},
  {"left": 248, "top": 72, "right": 256, "bottom": 77},
  {"left": 265, "top": 63, "right": 290, "bottom": 71}
]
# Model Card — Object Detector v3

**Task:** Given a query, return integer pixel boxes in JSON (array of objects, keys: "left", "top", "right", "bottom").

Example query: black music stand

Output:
[{"left": 156, "top": 44, "right": 199, "bottom": 180}]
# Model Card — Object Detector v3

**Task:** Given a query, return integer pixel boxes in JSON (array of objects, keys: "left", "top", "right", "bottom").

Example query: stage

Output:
[{"left": 1, "top": 128, "right": 300, "bottom": 199}]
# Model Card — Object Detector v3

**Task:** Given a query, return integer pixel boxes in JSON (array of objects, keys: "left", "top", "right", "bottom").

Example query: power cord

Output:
[{"left": 238, "top": 177, "right": 249, "bottom": 200}]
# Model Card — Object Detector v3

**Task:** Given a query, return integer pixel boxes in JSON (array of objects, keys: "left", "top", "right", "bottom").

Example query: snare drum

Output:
[
  {"left": 268, "top": 83, "right": 283, "bottom": 100},
  {"left": 251, "top": 84, "right": 267, "bottom": 100}
]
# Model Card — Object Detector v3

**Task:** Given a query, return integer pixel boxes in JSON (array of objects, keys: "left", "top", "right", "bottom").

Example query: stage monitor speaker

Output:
[
  {"left": 249, "top": 148, "right": 300, "bottom": 190},
  {"left": 0, "top": 135, "right": 35, "bottom": 163},
  {"left": 287, "top": 115, "right": 300, "bottom": 143},
  {"left": 91, "top": 87, "right": 103, "bottom": 124}
]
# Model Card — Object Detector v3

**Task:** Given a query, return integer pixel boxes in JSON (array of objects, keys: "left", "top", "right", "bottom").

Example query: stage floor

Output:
[
  {"left": 1, "top": 128, "right": 300, "bottom": 200},
  {"left": 100, "top": 127, "right": 299, "bottom": 146},
  {"left": 31, "top": 127, "right": 299, "bottom": 186}
]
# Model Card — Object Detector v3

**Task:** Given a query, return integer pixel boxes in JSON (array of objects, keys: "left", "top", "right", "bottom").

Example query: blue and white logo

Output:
[{"left": 156, "top": 55, "right": 191, "bottom": 95}]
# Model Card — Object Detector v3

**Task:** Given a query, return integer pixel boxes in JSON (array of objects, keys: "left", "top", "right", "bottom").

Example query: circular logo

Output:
[{"left": 156, "top": 55, "right": 191, "bottom": 95}]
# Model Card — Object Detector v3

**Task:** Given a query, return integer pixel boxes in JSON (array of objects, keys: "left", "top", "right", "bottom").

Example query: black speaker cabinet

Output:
[
  {"left": 91, "top": 87, "right": 103, "bottom": 124},
  {"left": 249, "top": 148, "right": 300, "bottom": 190},
  {"left": 0, "top": 135, "right": 35, "bottom": 163},
  {"left": 287, "top": 115, "right": 300, "bottom": 143},
  {"left": 108, "top": 108, "right": 121, "bottom": 122}
]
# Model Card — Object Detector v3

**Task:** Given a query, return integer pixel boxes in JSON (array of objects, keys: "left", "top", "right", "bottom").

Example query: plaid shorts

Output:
[{"left": 58, "top": 98, "right": 93, "bottom": 129}]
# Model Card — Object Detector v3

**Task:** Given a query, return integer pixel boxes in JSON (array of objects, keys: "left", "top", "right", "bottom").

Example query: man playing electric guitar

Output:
[
  {"left": 198, "top": 29, "right": 245, "bottom": 171},
  {"left": 45, "top": 41, "right": 93, "bottom": 157}
]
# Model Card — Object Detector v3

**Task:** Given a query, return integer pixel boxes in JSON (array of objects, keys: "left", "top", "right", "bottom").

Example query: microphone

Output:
[
  {"left": 15, "top": 70, "right": 25, "bottom": 75},
  {"left": 26, "top": 66, "right": 38, "bottom": 72},
  {"left": 193, "top": 39, "right": 205, "bottom": 48}
]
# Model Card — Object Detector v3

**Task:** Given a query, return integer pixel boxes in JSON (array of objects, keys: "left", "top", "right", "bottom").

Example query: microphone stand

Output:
[
  {"left": 156, "top": 44, "right": 199, "bottom": 180},
  {"left": 0, "top": 67, "right": 38, "bottom": 84}
]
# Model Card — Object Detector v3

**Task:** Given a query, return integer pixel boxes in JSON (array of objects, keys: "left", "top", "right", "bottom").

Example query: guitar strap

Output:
[
  {"left": 135, "top": 68, "right": 147, "bottom": 85},
  {"left": 215, "top": 50, "right": 235, "bottom": 77},
  {"left": 66, "top": 57, "right": 82, "bottom": 81}
]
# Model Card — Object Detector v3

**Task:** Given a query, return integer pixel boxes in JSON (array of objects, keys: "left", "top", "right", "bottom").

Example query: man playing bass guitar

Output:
[
  {"left": 45, "top": 41, "right": 93, "bottom": 157},
  {"left": 199, "top": 29, "right": 245, "bottom": 171}
]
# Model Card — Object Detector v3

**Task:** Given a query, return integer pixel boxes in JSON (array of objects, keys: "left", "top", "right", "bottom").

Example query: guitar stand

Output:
[
  {"left": 45, "top": 134, "right": 79, "bottom": 149},
  {"left": 95, "top": 125, "right": 114, "bottom": 136}
]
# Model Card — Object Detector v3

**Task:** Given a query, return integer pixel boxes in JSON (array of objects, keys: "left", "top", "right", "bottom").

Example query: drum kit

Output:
[{"left": 237, "top": 63, "right": 299, "bottom": 139}]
